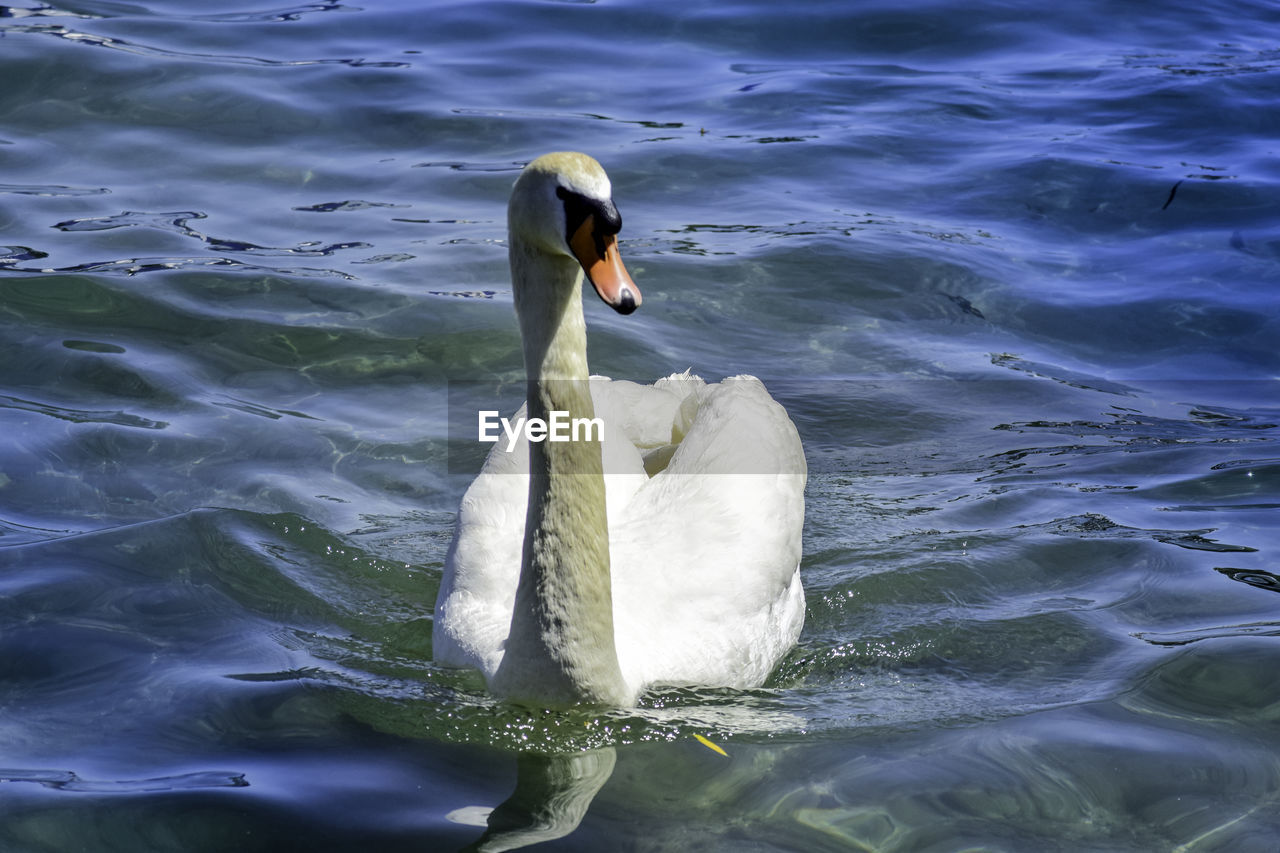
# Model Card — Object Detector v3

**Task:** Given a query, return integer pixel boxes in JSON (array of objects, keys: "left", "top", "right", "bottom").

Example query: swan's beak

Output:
[{"left": 570, "top": 215, "right": 642, "bottom": 315}]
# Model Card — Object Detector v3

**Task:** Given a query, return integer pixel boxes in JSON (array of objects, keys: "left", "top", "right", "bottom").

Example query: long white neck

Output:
[{"left": 491, "top": 240, "right": 631, "bottom": 706}]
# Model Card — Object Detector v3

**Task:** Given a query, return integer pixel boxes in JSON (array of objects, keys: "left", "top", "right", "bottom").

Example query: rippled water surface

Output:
[{"left": 2, "top": 1, "right": 1279, "bottom": 850}]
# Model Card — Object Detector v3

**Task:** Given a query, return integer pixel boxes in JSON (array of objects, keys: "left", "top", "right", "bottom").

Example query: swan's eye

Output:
[{"left": 556, "top": 186, "right": 622, "bottom": 257}]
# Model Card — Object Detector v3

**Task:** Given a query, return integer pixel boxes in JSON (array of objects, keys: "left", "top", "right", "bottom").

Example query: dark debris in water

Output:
[
  {"left": 1188, "top": 406, "right": 1278, "bottom": 431},
  {"left": 991, "top": 354, "right": 1140, "bottom": 396},
  {"left": 993, "top": 410, "right": 1272, "bottom": 444},
  {"left": 0, "top": 768, "right": 248, "bottom": 793},
  {"left": 1211, "top": 456, "right": 1280, "bottom": 471},
  {"left": 944, "top": 292, "right": 986, "bottom": 319},
  {"left": 0, "top": 393, "right": 167, "bottom": 430},
  {"left": 413, "top": 160, "right": 526, "bottom": 172},
  {"left": 1031, "top": 512, "right": 1257, "bottom": 553},
  {"left": 62, "top": 339, "right": 127, "bottom": 354},
  {"left": 1216, "top": 567, "right": 1280, "bottom": 594},
  {"left": 293, "top": 200, "right": 408, "bottom": 213},
  {"left": 427, "top": 289, "right": 498, "bottom": 300},
  {"left": 1134, "top": 621, "right": 1280, "bottom": 647},
  {"left": 0, "top": 182, "right": 108, "bottom": 197},
  {"left": 986, "top": 361, "right": 1278, "bottom": 474},
  {"left": 0, "top": 245, "right": 48, "bottom": 265}
]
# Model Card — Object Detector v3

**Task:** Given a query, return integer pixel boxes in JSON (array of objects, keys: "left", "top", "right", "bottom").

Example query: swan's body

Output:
[{"left": 433, "top": 152, "right": 805, "bottom": 706}]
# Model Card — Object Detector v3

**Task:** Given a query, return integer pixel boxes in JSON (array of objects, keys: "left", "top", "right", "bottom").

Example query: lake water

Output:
[{"left": 2, "top": 0, "right": 1279, "bottom": 850}]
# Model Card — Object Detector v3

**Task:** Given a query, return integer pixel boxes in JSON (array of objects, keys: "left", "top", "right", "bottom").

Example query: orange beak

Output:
[{"left": 569, "top": 215, "right": 641, "bottom": 315}]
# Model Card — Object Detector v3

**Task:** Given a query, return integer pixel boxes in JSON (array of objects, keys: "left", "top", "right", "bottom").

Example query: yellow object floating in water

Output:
[{"left": 693, "top": 733, "right": 728, "bottom": 757}]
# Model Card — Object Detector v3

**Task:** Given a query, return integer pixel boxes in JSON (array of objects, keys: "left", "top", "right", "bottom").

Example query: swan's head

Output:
[{"left": 509, "top": 152, "right": 642, "bottom": 315}]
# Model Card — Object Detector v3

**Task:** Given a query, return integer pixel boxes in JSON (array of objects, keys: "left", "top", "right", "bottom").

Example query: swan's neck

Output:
[{"left": 492, "top": 242, "right": 630, "bottom": 706}]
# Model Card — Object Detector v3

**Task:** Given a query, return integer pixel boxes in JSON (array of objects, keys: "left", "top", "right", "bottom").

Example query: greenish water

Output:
[{"left": 2, "top": 1, "right": 1279, "bottom": 850}]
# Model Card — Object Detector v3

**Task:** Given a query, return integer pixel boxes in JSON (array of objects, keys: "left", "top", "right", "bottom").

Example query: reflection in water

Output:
[{"left": 453, "top": 748, "right": 617, "bottom": 852}]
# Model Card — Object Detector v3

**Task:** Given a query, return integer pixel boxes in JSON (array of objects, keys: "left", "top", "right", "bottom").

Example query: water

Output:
[{"left": 2, "top": 0, "right": 1279, "bottom": 849}]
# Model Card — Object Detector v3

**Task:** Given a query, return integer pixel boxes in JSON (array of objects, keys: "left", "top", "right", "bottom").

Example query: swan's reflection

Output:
[{"left": 454, "top": 747, "right": 617, "bottom": 852}]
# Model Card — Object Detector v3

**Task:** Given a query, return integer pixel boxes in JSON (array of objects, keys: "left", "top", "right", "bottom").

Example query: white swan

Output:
[{"left": 433, "top": 152, "right": 806, "bottom": 707}]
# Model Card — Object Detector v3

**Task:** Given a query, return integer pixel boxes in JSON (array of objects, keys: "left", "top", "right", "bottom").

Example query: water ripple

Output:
[
  {"left": 0, "top": 209, "right": 373, "bottom": 279},
  {"left": 54, "top": 209, "right": 371, "bottom": 257},
  {"left": 1, "top": 0, "right": 356, "bottom": 26},
  {"left": 1, "top": 14, "right": 407, "bottom": 68},
  {"left": 0, "top": 254, "right": 355, "bottom": 280},
  {"left": 191, "top": 2, "right": 356, "bottom": 24}
]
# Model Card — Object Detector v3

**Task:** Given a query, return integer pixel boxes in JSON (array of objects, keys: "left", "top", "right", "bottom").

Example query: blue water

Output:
[{"left": 2, "top": 1, "right": 1279, "bottom": 850}]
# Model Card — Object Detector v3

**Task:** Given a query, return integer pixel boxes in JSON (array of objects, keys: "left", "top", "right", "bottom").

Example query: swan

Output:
[{"left": 432, "top": 152, "right": 806, "bottom": 707}]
